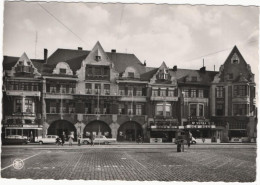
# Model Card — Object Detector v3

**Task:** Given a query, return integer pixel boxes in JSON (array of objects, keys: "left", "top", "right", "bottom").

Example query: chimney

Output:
[
  {"left": 173, "top": 65, "right": 177, "bottom": 71},
  {"left": 144, "top": 60, "right": 146, "bottom": 66},
  {"left": 78, "top": 47, "right": 83, "bottom": 50},
  {"left": 111, "top": 49, "right": 116, "bottom": 53},
  {"left": 200, "top": 66, "right": 206, "bottom": 73},
  {"left": 44, "top": 48, "right": 48, "bottom": 63}
]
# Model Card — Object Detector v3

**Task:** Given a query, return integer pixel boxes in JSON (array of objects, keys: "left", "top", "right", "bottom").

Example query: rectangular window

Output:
[
  {"left": 118, "top": 104, "right": 125, "bottom": 114},
  {"left": 85, "top": 83, "right": 92, "bottom": 94},
  {"left": 233, "top": 104, "right": 247, "bottom": 116},
  {"left": 85, "top": 103, "right": 91, "bottom": 114},
  {"left": 199, "top": 104, "right": 203, "bottom": 117},
  {"left": 136, "top": 87, "right": 142, "bottom": 96},
  {"left": 50, "top": 86, "right": 56, "bottom": 93},
  {"left": 183, "top": 89, "right": 189, "bottom": 98},
  {"left": 216, "top": 104, "right": 224, "bottom": 116},
  {"left": 136, "top": 104, "right": 142, "bottom": 115},
  {"left": 69, "top": 103, "right": 75, "bottom": 113},
  {"left": 15, "top": 99, "right": 22, "bottom": 112},
  {"left": 190, "top": 104, "right": 197, "bottom": 117},
  {"left": 216, "top": 86, "right": 224, "bottom": 98},
  {"left": 198, "top": 90, "right": 204, "bottom": 98},
  {"left": 128, "top": 72, "right": 135, "bottom": 78},
  {"left": 128, "top": 104, "right": 133, "bottom": 115},
  {"left": 191, "top": 89, "right": 196, "bottom": 98},
  {"left": 95, "top": 84, "right": 101, "bottom": 94},
  {"left": 60, "top": 84, "right": 66, "bottom": 94},
  {"left": 25, "top": 99, "right": 33, "bottom": 113},
  {"left": 60, "top": 68, "right": 66, "bottom": 74},
  {"left": 160, "top": 89, "right": 166, "bottom": 96},
  {"left": 152, "top": 90, "right": 158, "bottom": 96},
  {"left": 156, "top": 104, "right": 164, "bottom": 116},
  {"left": 168, "top": 90, "right": 174, "bottom": 97},
  {"left": 165, "top": 104, "right": 171, "bottom": 116},
  {"left": 234, "top": 85, "right": 247, "bottom": 97},
  {"left": 50, "top": 102, "right": 56, "bottom": 113},
  {"left": 119, "top": 86, "right": 125, "bottom": 96},
  {"left": 128, "top": 87, "right": 133, "bottom": 96},
  {"left": 104, "top": 84, "right": 110, "bottom": 95}
]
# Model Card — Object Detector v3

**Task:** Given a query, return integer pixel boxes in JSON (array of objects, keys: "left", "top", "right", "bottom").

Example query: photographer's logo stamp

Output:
[{"left": 13, "top": 159, "right": 24, "bottom": 170}]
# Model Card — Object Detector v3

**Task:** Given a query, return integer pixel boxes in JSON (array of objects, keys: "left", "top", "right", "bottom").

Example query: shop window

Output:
[
  {"left": 216, "top": 86, "right": 224, "bottom": 98},
  {"left": 199, "top": 104, "right": 204, "bottom": 117},
  {"left": 233, "top": 104, "right": 247, "bottom": 116},
  {"left": 15, "top": 99, "right": 22, "bottom": 112},
  {"left": 216, "top": 104, "right": 224, "bottom": 116},
  {"left": 136, "top": 104, "right": 142, "bottom": 115},
  {"left": 156, "top": 104, "right": 164, "bottom": 116},
  {"left": 190, "top": 104, "right": 197, "bottom": 117},
  {"left": 165, "top": 104, "right": 171, "bottom": 116}
]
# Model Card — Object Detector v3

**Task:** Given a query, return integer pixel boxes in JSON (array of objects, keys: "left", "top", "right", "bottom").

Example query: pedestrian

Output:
[
  {"left": 61, "top": 131, "right": 65, "bottom": 146},
  {"left": 68, "top": 132, "right": 74, "bottom": 146},
  {"left": 78, "top": 135, "right": 81, "bottom": 146},
  {"left": 181, "top": 139, "right": 185, "bottom": 152},
  {"left": 90, "top": 132, "right": 95, "bottom": 146},
  {"left": 202, "top": 137, "right": 205, "bottom": 143}
]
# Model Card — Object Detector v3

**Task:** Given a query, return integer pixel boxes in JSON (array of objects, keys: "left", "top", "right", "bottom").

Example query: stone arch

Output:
[
  {"left": 83, "top": 120, "right": 112, "bottom": 138},
  {"left": 117, "top": 121, "right": 143, "bottom": 142},
  {"left": 48, "top": 120, "right": 77, "bottom": 141}
]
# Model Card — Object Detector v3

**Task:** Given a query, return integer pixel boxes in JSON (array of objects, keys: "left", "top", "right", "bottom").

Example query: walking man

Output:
[
  {"left": 90, "top": 132, "right": 95, "bottom": 146},
  {"left": 61, "top": 131, "right": 65, "bottom": 146},
  {"left": 69, "top": 132, "right": 74, "bottom": 146}
]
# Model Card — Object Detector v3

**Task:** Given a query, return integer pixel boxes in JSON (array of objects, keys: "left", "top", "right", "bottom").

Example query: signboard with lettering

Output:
[{"left": 185, "top": 125, "right": 216, "bottom": 129}]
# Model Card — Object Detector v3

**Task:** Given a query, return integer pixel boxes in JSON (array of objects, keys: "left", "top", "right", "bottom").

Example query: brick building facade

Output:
[{"left": 2, "top": 42, "right": 257, "bottom": 143}]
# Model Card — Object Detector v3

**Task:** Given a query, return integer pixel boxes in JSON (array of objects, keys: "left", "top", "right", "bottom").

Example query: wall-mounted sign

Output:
[{"left": 185, "top": 125, "right": 216, "bottom": 129}]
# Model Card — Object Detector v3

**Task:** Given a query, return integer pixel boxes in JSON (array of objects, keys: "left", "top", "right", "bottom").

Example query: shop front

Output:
[{"left": 184, "top": 117, "right": 217, "bottom": 143}]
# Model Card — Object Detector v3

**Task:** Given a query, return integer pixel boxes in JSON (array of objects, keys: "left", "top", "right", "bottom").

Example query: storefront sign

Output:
[
  {"left": 151, "top": 126, "right": 178, "bottom": 129},
  {"left": 5, "top": 124, "right": 23, "bottom": 127},
  {"left": 185, "top": 125, "right": 216, "bottom": 129}
]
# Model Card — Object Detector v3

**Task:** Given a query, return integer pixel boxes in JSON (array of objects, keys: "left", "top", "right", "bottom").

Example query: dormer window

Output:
[
  {"left": 128, "top": 72, "right": 134, "bottom": 78},
  {"left": 95, "top": 55, "right": 101, "bottom": 61},
  {"left": 191, "top": 76, "right": 197, "bottom": 82},
  {"left": 231, "top": 53, "right": 239, "bottom": 64},
  {"left": 18, "top": 61, "right": 23, "bottom": 65},
  {"left": 60, "top": 68, "right": 66, "bottom": 74},
  {"left": 158, "top": 69, "right": 169, "bottom": 80},
  {"left": 27, "top": 62, "right": 31, "bottom": 66}
]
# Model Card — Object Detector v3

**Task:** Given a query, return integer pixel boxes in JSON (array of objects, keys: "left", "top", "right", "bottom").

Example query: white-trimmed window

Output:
[
  {"left": 128, "top": 104, "right": 133, "bottom": 115},
  {"left": 165, "top": 103, "right": 171, "bottom": 116},
  {"left": 104, "top": 84, "right": 110, "bottom": 95},
  {"left": 156, "top": 104, "right": 164, "bottom": 116},
  {"left": 168, "top": 90, "right": 174, "bottom": 97},
  {"left": 152, "top": 89, "right": 158, "bottom": 96},
  {"left": 136, "top": 87, "right": 142, "bottom": 96},
  {"left": 189, "top": 103, "right": 204, "bottom": 117},
  {"left": 128, "top": 87, "right": 133, "bottom": 96},
  {"left": 191, "top": 89, "right": 196, "bottom": 98},
  {"left": 136, "top": 104, "right": 142, "bottom": 115},
  {"left": 216, "top": 86, "right": 224, "bottom": 98},
  {"left": 25, "top": 99, "right": 33, "bottom": 113},
  {"left": 118, "top": 104, "right": 125, "bottom": 114},
  {"left": 50, "top": 86, "right": 56, "bottom": 93},
  {"left": 183, "top": 89, "right": 189, "bottom": 98},
  {"left": 160, "top": 89, "right": 166, "bottom": 96},
  {"left": 198, "top": 90, "right": 204, "bottom": 98},
  {"left": 15, "top": 99, "right": 22, "bottom": 112}
]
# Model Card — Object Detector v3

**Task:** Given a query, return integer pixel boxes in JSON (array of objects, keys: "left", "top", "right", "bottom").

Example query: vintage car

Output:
[
  {"left": 81, "top": 135, "right": 116, "bottom": 145},
  {"left": 2, "top": 135, "right": 28, "bottom": 145},
  {"left": 35, "top": 135, "right": 59, "bottom": 144}
]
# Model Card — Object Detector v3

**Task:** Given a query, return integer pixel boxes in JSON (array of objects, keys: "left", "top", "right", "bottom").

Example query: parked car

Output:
[
  {"left": 2, "top": 135, "right": 28, "bottom": 145},
  {"left": 81, "top": 135, "right": 116, "bottom": 145},
  {"left": 36, "top": 135, "right": 59, "bottom": 144},
  {"left": 174, "top": 137, "right": 197, "bottom": 144}
]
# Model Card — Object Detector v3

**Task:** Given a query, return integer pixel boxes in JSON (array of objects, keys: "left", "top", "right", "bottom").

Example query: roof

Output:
[
  {"left": 3, "top": 56, "right": 44, "bottom": 72},
  {"left": 46, "top": 48, "right": 146, "bottom": 75},
  {"left": 140, "top": 68, "right": 158, "bottom": 81}
]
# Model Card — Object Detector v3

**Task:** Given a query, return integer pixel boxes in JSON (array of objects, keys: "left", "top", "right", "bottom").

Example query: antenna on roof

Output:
[
  {"left": 35, "top": 31, "right": 38, "bottom": 59},
  {"left": 214, "top": 65, "right": 215, "bottom": 71},
  {"left": 203, "top": 58, "right": 204, "bottom": 67}
]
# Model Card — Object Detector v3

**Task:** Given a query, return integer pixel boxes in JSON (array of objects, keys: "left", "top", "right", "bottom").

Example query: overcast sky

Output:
[{"left": 3, "top": 2, "right": 259, "bottom": 77}]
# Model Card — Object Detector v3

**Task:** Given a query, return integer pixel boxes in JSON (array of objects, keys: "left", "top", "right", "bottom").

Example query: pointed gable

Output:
[
  {"left": 11, "top": 52, "right": 41, "bottom": 77},
  {"left": 82, "top": 41, "right": 112, "bottom": 66},
  {"left": 149, "top": 62, "right": 176, "bottom": 84},
  {"left": 219, "top": 46, "right": 254, "bottom": 83}
]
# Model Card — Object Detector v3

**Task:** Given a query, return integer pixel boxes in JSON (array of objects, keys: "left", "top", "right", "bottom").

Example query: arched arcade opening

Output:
[
  {"left": 117, "top": 121, "right": 143, "bottom": 142},
  {"left": 83, "top": 120, "right": 112, "bottom": 138},
  {"left": 48, "top": 120, "right": 77, "bottom": 141}
]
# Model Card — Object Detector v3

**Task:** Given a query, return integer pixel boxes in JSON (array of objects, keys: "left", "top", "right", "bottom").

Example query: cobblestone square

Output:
[{"left": 1, "top": 144, "right": 256, "bottom": 182}]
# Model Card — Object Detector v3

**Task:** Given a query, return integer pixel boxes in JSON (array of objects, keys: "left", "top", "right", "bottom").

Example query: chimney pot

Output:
[
  {"left": 111, "top": 49, "right": 116, "bottom": 53},
  {"left": 44, "top": 48, "right": 48, "bottom": 63},
  {"left": 78, "top": 47, "right": 83, "bottom": 50},
  {"left": 173, "top": 65, "right": 177, "bottom": 71}
]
